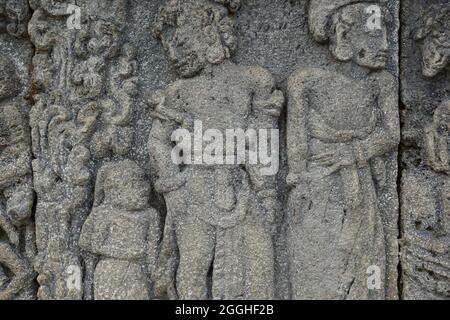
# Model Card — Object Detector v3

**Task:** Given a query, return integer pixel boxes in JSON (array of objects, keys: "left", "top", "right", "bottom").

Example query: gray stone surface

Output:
[
  {"left": 400, "top": 0, "right": 450, "bottom": 300},
  {"left": 0, "top": 0, "right": 447, "bottom": 300},
  {"left": 0, "top": 0, "right": 35, "bottom": 300},
  {"left": 287, "top": 0, "right": 400, "bottom": 300}
]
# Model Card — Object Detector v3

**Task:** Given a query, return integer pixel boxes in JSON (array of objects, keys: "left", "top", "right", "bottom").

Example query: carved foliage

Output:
[
  {"left": 0, "top": 0, "right": 30, "bottom": 37},
  {"left": 28, "top": 0, "right": 139, "bottom": 300}
]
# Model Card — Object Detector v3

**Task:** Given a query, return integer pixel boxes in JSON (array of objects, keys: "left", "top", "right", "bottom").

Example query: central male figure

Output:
[{"left": 149, "top": 0, "right": 283, "bottom": 299}]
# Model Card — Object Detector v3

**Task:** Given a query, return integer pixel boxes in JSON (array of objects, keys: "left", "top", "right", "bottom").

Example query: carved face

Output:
[
  {"left": 420, "top": 31, "right": 450, "bottom": 78},
  {"left": 349, "top": 5, "right": 389, "bottom": 69},
  {"left": 154, "top": 2, "right": 236, "bottom": 78},
  {"left": 415, "top": 6, "right": 450, "bottom": 78},
  {"left": 332, "top": 4, "right": 390, "bottom": 70},
  {"left": 159, "top": 22, "right": 209, "bottom": 78}
]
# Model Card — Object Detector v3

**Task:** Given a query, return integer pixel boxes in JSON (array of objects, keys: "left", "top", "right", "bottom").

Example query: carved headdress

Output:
[
  {"left": 153, "top": 0, "right": 241, "bottom": 36},
  {"left": 308, "top": 0, "right": 387, "bottom": 43}
]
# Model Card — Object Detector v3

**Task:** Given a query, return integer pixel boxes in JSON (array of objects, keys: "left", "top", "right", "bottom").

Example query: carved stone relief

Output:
[
  {"left": 28, "top": 0, "right": 137, "bottom": 300},
  {"left": 400, "top": 0, "right": 450, "bottom": 300},
  {"left": 0, "top": 0, "right": 34, "bottom": 300},
  {"left": 79, "top": 160, "right": 159, "bottom": 300},
  {"left": 286, "top": 0, "right": 399, "bottom": 300},
  {"left": 0, "top": 0, "right": 447, "bottom": 301},
  {"left": 149, "top": 0, "right": 282, "bottom": 300}
]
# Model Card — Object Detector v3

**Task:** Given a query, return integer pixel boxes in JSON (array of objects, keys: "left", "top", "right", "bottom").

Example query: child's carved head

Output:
[{"left": 94, "top": 160, "right": 151, "bottom": 211}]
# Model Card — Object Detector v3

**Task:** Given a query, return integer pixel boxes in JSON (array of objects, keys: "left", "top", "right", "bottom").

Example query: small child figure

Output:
[{"left": 79, "top": 160, "right": 160, "bottom": 300}]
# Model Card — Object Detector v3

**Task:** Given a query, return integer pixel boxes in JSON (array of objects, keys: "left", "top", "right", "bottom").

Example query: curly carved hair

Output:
[
  {"left": 0, "top": 0, "right": 30, "bottom": 37},
  {"left": 152, "top": 0, "right": 240, "bottom": 57},
  {"left": 415, "top": 4, "right": 450, "bottom": 48}
]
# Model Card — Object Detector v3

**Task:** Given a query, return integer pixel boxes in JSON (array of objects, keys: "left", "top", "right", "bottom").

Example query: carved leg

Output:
[
  {"left": 242, "top": 221, "right": 275, "bottom": 299},
  {"left": 175, "top": 215, "right": 215, "bottom": 300}
]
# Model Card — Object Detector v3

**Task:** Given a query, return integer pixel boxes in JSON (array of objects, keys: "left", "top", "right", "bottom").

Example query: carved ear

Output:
[{"left": 331, "top": 22, "right": 353, "bottom": 61}]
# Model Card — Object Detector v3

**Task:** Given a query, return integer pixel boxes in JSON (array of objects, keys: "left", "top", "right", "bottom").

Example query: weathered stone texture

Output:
[
  {"left": 287, "top": 0, "right": 400, "bottom": 300},
  {"left": 0, "top": 0, "right": 35, "bottom": 300},
  {"left": 0, "top": 0, "right": 447, "bottom": 300},
  {"left": 400, "top": 0, "right": 450, "bottom": 300}
]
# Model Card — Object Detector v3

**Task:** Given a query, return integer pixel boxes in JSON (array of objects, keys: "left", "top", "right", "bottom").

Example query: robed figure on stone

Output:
[{"left": 287, "top": 0, "right": 400, "bottom": 299}]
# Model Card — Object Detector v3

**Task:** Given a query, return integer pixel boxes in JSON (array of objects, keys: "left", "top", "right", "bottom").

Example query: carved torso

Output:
[
  {"left": 79, "top": 206, "right": 157, "bottom": 262},
  {"left": 166, "top": 64, "right": 255, "bottom": 133},
  {"left": 307, "top": 71, "right": 378, "bottom": 142}
]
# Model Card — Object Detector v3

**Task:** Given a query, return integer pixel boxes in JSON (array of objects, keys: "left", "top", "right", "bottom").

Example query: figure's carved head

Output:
[
  {"left": 153, "top": 0, "right": 240, "bottom": 78},
  {"left": 94, "top": 160, "right": 151, "bottom": 211},
  {"left": 0, "top": 56, "right": 21, "bottom": 101},
  {"left": 415, "top": 4, "right": 450, "bottom": 78},
  {"left": 309, "top": 0, "right": 390, "bottom": 70}
]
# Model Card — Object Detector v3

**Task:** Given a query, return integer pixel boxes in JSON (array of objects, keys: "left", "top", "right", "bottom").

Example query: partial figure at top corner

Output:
[{"left": 414, "top": 2, "right": 450, "bottom": 79}]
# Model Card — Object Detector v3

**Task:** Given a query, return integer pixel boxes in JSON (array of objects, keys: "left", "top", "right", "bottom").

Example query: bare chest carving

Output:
[{"left": 309, "top": 74, "right": 377, "bottom": 135}]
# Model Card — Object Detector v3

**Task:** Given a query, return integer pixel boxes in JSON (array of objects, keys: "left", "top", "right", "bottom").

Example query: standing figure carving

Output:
[
  {"left": 149, "top": 0, "right": 283, "bottom": 300},
  {"left": 287, "top": 0, "right": 400, "bottom": 299},
  {"left": 79, "top": 161, "right": 160, "bottom": 300}
]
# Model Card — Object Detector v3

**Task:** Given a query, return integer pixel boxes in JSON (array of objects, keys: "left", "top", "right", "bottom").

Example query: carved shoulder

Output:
[{"left": 287, "top": 68, "right": 335, "bottom": 92}]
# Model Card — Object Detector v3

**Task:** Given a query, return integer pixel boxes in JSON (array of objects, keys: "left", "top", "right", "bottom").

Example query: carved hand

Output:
[{"left": 309, "top": 145, "right": 355, "bottom": 171}]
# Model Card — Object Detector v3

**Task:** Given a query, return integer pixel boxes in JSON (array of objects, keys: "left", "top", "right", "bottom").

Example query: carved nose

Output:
[{"left": 381, "top": 39, "right": 388, "bottom": 51}]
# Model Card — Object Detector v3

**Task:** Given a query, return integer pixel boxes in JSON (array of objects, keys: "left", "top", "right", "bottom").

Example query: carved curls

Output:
[
  {"left": 152, "top": 0, "right": 239, "bottom": 57},
  {"left": 0, "top": 0, "right": 29, "bottom": 37},
  {"left": 415, "top": 4, "right": 450, "bottom": 45}
]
